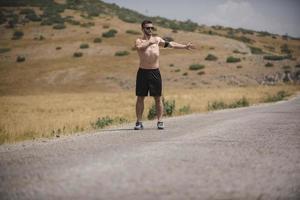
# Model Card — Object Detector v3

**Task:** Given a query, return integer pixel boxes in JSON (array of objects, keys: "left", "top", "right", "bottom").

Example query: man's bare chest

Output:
[{"left": 143, "top": 43, "right": 159, "bottom": 56}]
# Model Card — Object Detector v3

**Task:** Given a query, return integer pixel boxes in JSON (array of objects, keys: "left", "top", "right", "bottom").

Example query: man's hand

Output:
[{"left": 185, "top": 42, "right": 195, "bottom": 50}]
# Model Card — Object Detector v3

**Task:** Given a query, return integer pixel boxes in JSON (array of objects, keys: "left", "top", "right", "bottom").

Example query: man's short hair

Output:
[{"left": 141, "top": 20, "right": 152, "bottom": 28}]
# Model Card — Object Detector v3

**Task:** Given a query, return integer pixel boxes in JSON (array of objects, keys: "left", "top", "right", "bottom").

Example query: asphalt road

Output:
[{"left": 1, "top": 97, "right": 300, "bottom": 200}]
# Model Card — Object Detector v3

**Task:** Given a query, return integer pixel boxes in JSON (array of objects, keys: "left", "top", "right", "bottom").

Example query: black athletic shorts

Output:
[{"left": 136, "top": 68, "right": 162, "bottom": 96}]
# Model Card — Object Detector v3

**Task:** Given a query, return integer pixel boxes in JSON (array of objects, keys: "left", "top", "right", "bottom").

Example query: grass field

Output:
[
  {"left": 1, "top": 84, "right": 299, "bottom": 144},
  {"left": 1, "top": 2, "right": 300, "bottom": 144}
]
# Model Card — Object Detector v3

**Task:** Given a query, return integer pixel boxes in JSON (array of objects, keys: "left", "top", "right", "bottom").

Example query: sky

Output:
[{"left": 102, "top": 0, "right": 300, "bottom": 37}]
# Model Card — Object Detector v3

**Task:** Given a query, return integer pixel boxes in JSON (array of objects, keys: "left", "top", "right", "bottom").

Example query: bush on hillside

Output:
[
  {"left": 257, "top": 31, "right": 272, "bottom": 37},
  {"left": 102, "top": 29, "right": 117, "bottom": 38},
  {"left": 189, "top": 64, "right": 205, "bottom": 71},
  {"left": 53, "top": 23, "right": 66, "bottom": 29},
  {"left": 12, "top": 30, "right": 24, "bottom": 40},
  {"left": 126, "top": 30, "right": 141, "bottom": 35},
  {"left": 249, "top": 46, "right": 264, "bottom": 54},
  {"left": 16, "top": 55, "right": 25, "bottom": 62},
  {"left": 263, "top": 55, "right": 291, "bottom": 61},
  {"left": 80, "top": 43, "right": 89, "bottom": 49},
  {"left": 197, "top": 71, "right": 205, "bottom": 75},
  {"left": 115, "top": 51, "right": 129, "bottom": 56},
  {"left": 93, "top": 38, "right": 102, "bottom": 43},
  {"left": 205, "top": 54, "right": 218, "bottom": 61},
  {"left": 0, "top": 48, "right": 11, "bottom": 53},
  {"left": 265, "top": 62, "right": 274, "bottom": 67},
  {"left": 226, "top": 56, "right": 241, "bottom": 63},
  {"left": 80, "top": 22, "right": 95, "bottom": 28},
  {"left": 73, "top": 52, "right": 83, "bottom": 58},
  {"left": 65, "top": 18, "right": 80, "bottom": 25}
]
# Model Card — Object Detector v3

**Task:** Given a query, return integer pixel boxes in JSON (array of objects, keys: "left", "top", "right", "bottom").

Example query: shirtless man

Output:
[{"left": 134, "top": 20, "right": 194, "bottom": 130}]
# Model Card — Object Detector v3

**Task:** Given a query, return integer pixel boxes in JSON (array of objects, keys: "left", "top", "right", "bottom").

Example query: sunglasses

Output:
[{"left": 144, "top": 27, "right": 155, "bottom": 30}]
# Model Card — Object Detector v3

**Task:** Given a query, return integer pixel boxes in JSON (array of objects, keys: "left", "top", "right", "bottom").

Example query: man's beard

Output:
[{"left": 144, "top": 31, "right": 152, "bottom": 36}]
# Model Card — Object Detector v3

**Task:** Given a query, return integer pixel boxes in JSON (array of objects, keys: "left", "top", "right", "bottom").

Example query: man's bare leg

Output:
[
  {"left": 154, "top": 96, "right": 163, "bottom": 122},
  {"left": 136, "top": 96, "right": 145, "bottom": 122}
]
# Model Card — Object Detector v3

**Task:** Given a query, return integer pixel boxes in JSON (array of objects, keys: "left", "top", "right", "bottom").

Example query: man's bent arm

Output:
[
  {"left": 135, "top": 39, "right": 156, "bottom": 50},
  {"left": 169, "top": 41, "right": 193, "bottom": 50}
]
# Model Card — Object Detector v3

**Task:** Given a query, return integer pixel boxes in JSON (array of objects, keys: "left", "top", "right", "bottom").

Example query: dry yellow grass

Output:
[
  {"left": 0, "top": 84, "right": 299, "bottom": 144},
  {"left": 1, "top": 7, "right": 300, "bottom": 144}
]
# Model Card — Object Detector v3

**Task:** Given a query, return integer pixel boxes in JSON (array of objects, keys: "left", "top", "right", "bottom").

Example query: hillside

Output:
[
  {"left": 1, "top": 0, "right": 300, "bottom": 143},
  {"left": 0, "top": 0, "right": 299, "bottom": 96}
]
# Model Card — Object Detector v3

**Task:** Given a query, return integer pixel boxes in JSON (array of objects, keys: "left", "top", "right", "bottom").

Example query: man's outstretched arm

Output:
[
  {"left": 158, "top": 37, "right": 195, "bottom": 50},
  {"left": 168, "top": 41, "right": 195, "bottom": 50}
]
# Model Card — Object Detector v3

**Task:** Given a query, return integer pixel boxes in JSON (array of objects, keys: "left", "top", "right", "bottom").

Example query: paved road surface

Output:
[{"left": 1, "top": 97, "right": 300, "bottom": 200}]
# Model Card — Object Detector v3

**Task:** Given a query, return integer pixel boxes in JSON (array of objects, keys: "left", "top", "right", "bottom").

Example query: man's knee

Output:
[
  {"left": 154, "top": 96, "right": 162, "bottom": 103},
  {"left": 137, "top": 96, "right": 145, "bottom": 102}
]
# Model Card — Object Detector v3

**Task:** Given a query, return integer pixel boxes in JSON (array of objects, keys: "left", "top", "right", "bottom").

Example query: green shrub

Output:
[
  {"left": 90, "top": 116, "right": 113, "bottom": 129},
  {"left": 263, "top": 55, "right": 290, "bottom": 61},
  {"left": 236, "top": 65, "right": 243, "bottom": 69},
  {"left": 73, "top": 52, "right": 83, "bottom": 57},
  {"left": 226, "top": 56, "right": 241, "bottom": 63},
  {"left": 208, "top": 100, "right": 226, "bottom": 111},
  {"left": 147, "top": 99, "right": 175, "bottom": 120},
  {"left": 12, "top": 30, "right": 24, "bottom": 40},
  {"left": 115, "top": 51, "right": 129, "bottom": 56},
  {"left": 0, "top": 48, "right": 11, "bottom": 53},
  {"left": 174, "top": 69, "right": 181, "bottom": 72},
  {"left": 197, "top": 71, "right": 205, "bottom": 75},
  {"left": 257, "top": 31, "right": 271, "bottom": 37},
  {"left": 80, "top": 43, "right": 89, "bottom": 49},
  {"left": 178, "top": 105, "right": 191, "bottom": 114},
  {"left": 102, "top": 29, "right": 118, "bottom": 38},
  {"left": 208, "top": 97, "right": 249, "bottom": 111},
  {"left": 53, "top": 23, "right": 66, "bottom": 29},
  {"left": 238, "top": 36, "right": 253, "bottom": 43},
  {"left": 164, "top": 99, "right": 176, "bottom": 117},
  {"left": 264, "top": 91, "right": 289, "bottom": 102},
  {"left": 126, "top": 30, "right": 141, "bottom": 35},
  {"left": 26, "top": 13, "right": 41, "bottom": 22},
  {"left": 189, "top": 64, "right": 205, "bottom": 70},
  {"left": 205, "top": 54, "right": 218, "bottom": 61},
  {"left": 169, "top": 64, "right": 174, "bottom": 67},
  {"left": 93, "top": 37, "right": 102, "bottom": 43},
  {"left": 228, "top": 97, "right": 249, "bottom": 108},
  {"left": 182, "top": 72, "right": 188, "bottom": 76},
  {"left": 249, "top": 46, "right": 264, "bottom": 54},
  {"left": 265, "top": 62, "right": 274, "bottom": 67},
  {"left": 20, "top": 8, "right": 41, "bottom": 22},
  {"left": 80, "top": 22, "right": 95, "bottom": 28},
  {"left": 16, "top": 55, "right": 25, "bottom": 62},
  {"left": 66, "top": 19, "right": 80, "bottom": 25}
]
